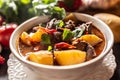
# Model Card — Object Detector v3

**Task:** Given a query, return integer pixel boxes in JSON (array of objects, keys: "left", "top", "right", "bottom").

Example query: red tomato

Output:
[
  {"left": 46, "top": 29, "right": 57, "bottom": 34},
  {"left": 0, "top": 16, "right": 5, "bottom": 26},
  {"left": 0, "top": 23, "right": 17, "bottom": 48}
]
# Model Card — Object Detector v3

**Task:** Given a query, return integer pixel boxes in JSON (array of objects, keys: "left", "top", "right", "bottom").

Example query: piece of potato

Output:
[
  {"left": 54, "top": 50, "right": 86, "bottom": 66},
  {"left": 94, "top": 13, "right": 120, "bottom": 42},
  {"left": 20, "top": 32, "right": 31, "bottom": 45},
  {"left": 79, "top": 34, "right": 102, "bottom": 46},
  {"left": 28, "top": 53, "right": 39, "bottom": 63},
  {"left": 28, "top": 51, "right": 53, "bottom": 65}
]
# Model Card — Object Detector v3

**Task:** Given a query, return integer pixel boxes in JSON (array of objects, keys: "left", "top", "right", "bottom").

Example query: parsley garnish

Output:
[
  {"left": 41, "top": 33, "right": 51, "bottom": 44},
  {"left": 72, "top": 27, "right": 85, "bottom": 39},
  {"left": 62, "top": 29, "right": 73, "bottom": 41},
  {"left": 54, "top": 20, "right": 64, "bottom": 27}
]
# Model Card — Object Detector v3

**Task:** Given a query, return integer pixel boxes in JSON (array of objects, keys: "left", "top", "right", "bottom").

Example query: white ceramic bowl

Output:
[{"left": 10, "top": 13, "right": 114, "bottom": 80}]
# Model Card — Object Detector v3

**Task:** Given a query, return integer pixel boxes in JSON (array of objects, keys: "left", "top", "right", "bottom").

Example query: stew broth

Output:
[{"left": 17, "top": 14, "right": 105, "bottom": 66}]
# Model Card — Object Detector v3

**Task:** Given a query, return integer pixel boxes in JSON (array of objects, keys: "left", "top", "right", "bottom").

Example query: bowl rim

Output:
[{"left": 10, "top": 12, "right": 114, "bottom": 70}]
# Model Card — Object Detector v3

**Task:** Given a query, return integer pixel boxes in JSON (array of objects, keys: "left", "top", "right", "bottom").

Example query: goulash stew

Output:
[{"left": 18, "top": 13, "right": 105, "bottom": 66}]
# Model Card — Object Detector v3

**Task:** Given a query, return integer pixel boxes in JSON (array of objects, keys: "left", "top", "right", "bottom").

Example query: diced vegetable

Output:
[
  {"left": 62, "top": 28, "right": 73, "bottom": 41},
  {"left": 72, "top": 27, "right": 85, "bottom": 39},
  {"left": 20, "top": 32, "right": 31, "bottom": 45},
  {"left": 41, "top": 33, "right": 51, "bottom": 44},
  {"left": 46, "top": 29, "right": 57, "bottom": 34},
  {"left": 55, "top": 42, "right": 76, "bottom": 50},
  {"left": 79, "top": 34, "right": 103, "bottom": 46},
  {"left": 30, "top": 28, "right": 46, "bottom": 42},
  {"left": 48, "top": 46, "right": 53, "bottom": 51},
  {"left": 28, "top": 51, "right": 53, "bottom": 65},
  {"left": 54, "top": 50, "right": 86, "bottom": 65},
  {"left": 54, "top": 20, "right": 64, "bottom": 28}
]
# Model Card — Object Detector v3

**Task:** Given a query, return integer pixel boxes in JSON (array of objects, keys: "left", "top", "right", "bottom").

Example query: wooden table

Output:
[{"left": 0, "top": 5, "right": 120, "bottom": 80}]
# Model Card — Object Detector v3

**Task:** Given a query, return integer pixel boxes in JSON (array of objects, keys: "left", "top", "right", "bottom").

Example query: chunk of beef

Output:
[
  {"left": 73, "top": 41, "right": 87, "bottom": 51},
  {"left": 52, "top": 31, "right": 62, "bottom": 43},
  {"left": 86, "top": 44, "right": 96, "bottom": 61},
  {"left": 72, "top": 40, "right": 96, "bottom": 61},
  {"left": 85, "top": 22, "right": 92, "bottom": 34},
  {"left": 64, "top": 20, "right": 75, "bottom": 30}
]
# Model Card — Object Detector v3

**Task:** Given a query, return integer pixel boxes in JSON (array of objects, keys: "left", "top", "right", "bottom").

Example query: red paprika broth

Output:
[{"left": 17, "top": 15, "right": 105, "bottom": 66}]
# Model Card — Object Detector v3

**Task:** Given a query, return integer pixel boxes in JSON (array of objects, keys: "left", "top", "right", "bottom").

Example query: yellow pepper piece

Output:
[
  {"left": 30, "top": 28, "right": 46, "bottom": 43},
  {"left": 20, "top": 32, "right": 31, "bottom": 45}
]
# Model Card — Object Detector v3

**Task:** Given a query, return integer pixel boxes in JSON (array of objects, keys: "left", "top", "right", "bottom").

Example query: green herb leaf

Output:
[
  {"left": 62, "top": 29, "right": 73, "bottom": 41},
  {"left": 48, "top": 46, "right": 52, "bottom": 51},
  {"left": 72, "top": 27, "right": 85, "bottom": 38},
  {"left": 52, "top": 6, "right": 66, "bottom": 19},
  {"left": 54, "top": 20, "right": 64, "bottom": 27},
  {"left": 41, "top": 33, "right": 51, "bottom": 44},
  {"left": 59, "top": 20, "right": 64, "bottom": 27}
]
